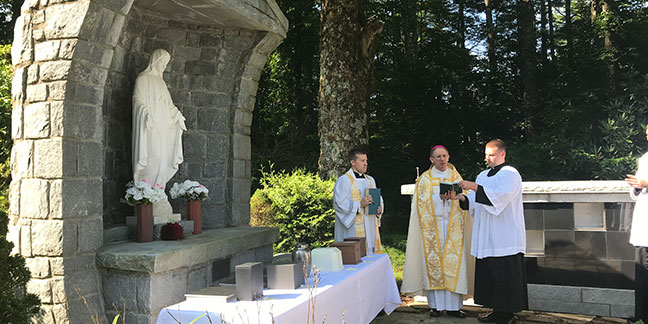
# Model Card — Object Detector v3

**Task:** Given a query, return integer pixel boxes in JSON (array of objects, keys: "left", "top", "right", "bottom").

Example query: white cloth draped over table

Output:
[
  {"left": 155, "top": 253, "right": 401, "bottom": 324},
  {"left": 401, "top": 165, "right": 473, "bottom": 311},
  {"left": 333, "top": 168, "right": 384, "bottom": 253},
  {"left": 132, "top": 49, "right": 187, "bottom": 188}
]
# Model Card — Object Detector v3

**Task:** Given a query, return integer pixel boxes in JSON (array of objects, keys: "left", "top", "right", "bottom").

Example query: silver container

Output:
[{"left": 291, "top": 243, "right": 312, "bottom": 277}]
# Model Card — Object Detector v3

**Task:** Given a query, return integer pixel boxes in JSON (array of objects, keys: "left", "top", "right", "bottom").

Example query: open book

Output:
[{"left": 440, "top": 182, "right": 462, "bottom": 195}]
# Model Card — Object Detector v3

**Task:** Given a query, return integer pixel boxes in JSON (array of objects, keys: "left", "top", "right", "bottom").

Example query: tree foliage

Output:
[
  {"left": 250, "top": 168, "right": 335, "bottom": 253},
  {"left": 251, "top": 0, "right": 321, "bottom": 188},
  {"left": 0, "top": 44, "right": 12, "bottom": 210},
  {"left": 0, "top": 212, "right": 41, "bottom": 324},
  {"left": 253, "top": 0, "right": 648, "bottom": 234},
  {"left": 0, "top": 0, "right": 22, "bottom": 45},
  {"left": 0, "top": 44, "right": 41, "bottom": 324}
]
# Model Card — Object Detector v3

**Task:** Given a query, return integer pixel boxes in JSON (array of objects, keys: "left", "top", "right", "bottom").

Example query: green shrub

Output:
[
  {"left": 0, "top": 208, "right": 41, "bottom": 323},
  {"left": 0, "top": 44, "right": 41, "bottom": 323},
  {"left": 381, "top": 233, "right": 407, "bottom": 283},
  {"left": 250, "top": 168, "right": 335, "bottom": 253},
  {"left": 0, "top": 44, "right": 11, "bottom": 211}
]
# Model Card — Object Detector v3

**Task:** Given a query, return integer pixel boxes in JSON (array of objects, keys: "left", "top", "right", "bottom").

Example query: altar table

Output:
[{"left": 156, "top": 253, "right": 401, "bottom": 324}]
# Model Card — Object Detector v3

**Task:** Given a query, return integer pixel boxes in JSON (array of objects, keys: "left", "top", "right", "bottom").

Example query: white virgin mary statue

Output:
[{"left": 132, "top": 49, "right": 187, "bottom": 215}]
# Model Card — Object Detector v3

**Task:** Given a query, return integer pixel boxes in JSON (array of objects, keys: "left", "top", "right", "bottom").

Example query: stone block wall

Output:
[
  {"left": 528, "top": 284, "right": 634, "bottom": 318},
  {"left": 9, "top": 0, "right": 286, "bottom": 323},
  {"left": 8, "top": 0, "right": 137, "bottom": 322},
  {"left": 101, "top": 243, "right": 274, "bottom": 324},
  {"left": 98, "top": 227, "right": 277, "bottom": 324}
]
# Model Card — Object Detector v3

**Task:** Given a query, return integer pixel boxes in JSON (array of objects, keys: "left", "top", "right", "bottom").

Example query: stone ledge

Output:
[
  {"left": 527, "top": 284, "right": 635, "bottom": 318},
  {"left": 401, "top": 180, "right": 633, "bottom": 202},
  {"left": 97, "top": 226, "right": 278, "bottom": 273}
]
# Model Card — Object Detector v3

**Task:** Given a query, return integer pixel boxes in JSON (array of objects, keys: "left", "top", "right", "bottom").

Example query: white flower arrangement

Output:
[
  {"left": 170, "top": 180, "right": 209, "bottom": 201},
  {"left": 122, "top": 180, "right": 168, "bottom": 206}
]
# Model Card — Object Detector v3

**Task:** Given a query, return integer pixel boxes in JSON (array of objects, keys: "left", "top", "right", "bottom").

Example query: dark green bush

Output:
[
  {"left": 0, "top": 44, "right": 41, "bottom": 323},
  {"left": 0, "top": 211, "right": 41, "bottom": 323},
  {"left": 250, "top": 168, "right": 335, "bottom": 253}
]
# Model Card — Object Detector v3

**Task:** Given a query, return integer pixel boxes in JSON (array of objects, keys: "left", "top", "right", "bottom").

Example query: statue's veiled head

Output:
[{"left": 143, "top": 49, "right": 171, "bottom": 75}]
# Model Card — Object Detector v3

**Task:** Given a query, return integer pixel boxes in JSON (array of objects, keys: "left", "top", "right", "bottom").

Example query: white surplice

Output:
[
  {"left": 466, "top": 165, "right": 526, "bottom": 259},
  {"left": 333, "top": 168, "right": 384, "bottom": 253},
  {"left": 630, "top": 152, "right": 648, "bottom": 247}
]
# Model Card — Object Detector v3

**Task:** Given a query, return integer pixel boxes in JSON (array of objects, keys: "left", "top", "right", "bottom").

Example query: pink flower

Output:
[{"left": 156, "top": 184, "right": 164, "bottom": 189}]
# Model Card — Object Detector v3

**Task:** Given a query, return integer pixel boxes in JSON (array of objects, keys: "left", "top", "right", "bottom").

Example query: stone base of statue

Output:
[{"left": 153, "top": 200, "right": 174, "bottom": 217}]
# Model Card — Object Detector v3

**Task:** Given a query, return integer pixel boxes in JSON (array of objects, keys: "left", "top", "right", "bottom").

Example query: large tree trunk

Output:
[
  {"left": 590, "top": 0, "right": 617, "bottom": 92},
  {"left": 458, "top": 0, "right": 466, "bottom": 49},
  {"left": 485, "top": 0, "right": 496, "bottom": 72},
  {"left": 518, "top": 0, "right": 539, "bottom": 135},
  {"left": 547, "top": 0, "right": 556, "bottom": 61},
  {"left": 317, "top": 0, "right": 383, "bottom": 179},
  {"left": 601, "top": 0, "right": 617, "bottom": 93},
  {"left": 403, "top": 0, "right": 419, "bottom": 71},
  {"left": 540, "top": 0, "right": 548, "bottom": 65},
  {"left": 590, "top": 0, "right": 600, "bottom": 23},
  {"left": 565, "top": 0, "right": 572, "bottom": 61}
]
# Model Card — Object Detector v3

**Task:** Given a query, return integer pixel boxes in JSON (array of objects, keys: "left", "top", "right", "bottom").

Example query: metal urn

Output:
[{"left": 292, "top": 243, "right": 312, "bottom": 277}]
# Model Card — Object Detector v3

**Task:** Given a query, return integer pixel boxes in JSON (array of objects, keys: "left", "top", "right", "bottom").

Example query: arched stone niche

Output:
[
  {"left": 103, "top": 3, "right": 285, "bottom": 230},
  {"left": 9, "top": 0, "right": 286, "bottom": 323}
]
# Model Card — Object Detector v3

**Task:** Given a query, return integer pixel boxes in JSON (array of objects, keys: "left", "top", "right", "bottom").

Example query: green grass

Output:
[{"left": 381, "top": 233, "right": 407, "bottom": 284}]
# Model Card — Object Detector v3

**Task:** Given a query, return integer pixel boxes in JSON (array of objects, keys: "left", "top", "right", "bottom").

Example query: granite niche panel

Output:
[{"left": 523, "top": 202, "right": 637, "bottom": 289}]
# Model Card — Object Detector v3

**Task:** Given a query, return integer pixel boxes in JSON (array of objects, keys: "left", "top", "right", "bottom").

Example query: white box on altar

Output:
[{"left": 311, "top": 247, "right": 343, "bottom": 272}]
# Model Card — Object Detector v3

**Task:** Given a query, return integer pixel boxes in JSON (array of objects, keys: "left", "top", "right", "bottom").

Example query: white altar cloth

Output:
[{"left": 156, "top": 253, "right": 401, "bottom": 324}]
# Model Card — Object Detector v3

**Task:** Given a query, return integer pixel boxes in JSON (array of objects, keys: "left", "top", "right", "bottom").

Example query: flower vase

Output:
[
  {"left": 135, "top": 204, "right": 153, "bottom": 242},
  {"left": 187, "top": 200, "right": 202, "bottom": 234}
]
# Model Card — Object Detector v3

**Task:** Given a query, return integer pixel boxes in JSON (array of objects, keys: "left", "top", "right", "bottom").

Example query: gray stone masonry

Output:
[
  {"left": 9, "top": 0, "right": 286, "bottom": 323},
  {"left": 527, "top": 284, "right": 634, "bottom": 318},
  {"left": 98, "top": 227, "right": 277, "bottom": 324}
]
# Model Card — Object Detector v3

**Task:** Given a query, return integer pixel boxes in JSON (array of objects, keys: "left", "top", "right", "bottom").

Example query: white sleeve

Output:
[
  {"left": 466, "top": 190, "right": 476, "bottom": 216},
  {"left": 333, "top": 177, "right": 359, "bottom": 229},
  {"left": 631, "top": 155, "right": 648, "bottom": 200},
  {"left": 480, "top": 169, "right": 522, "bottom": 216}
]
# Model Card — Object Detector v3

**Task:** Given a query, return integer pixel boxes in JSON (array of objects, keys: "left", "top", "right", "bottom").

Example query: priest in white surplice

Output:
[
  {"left": 456, "top": 139, "right": 527, "bottom": 324},
  {"left": 401, "top": 145, "right": 473, "bottom": 318},
  {"left": 333, "top": 148, "right": 384, "bottom": 253}
]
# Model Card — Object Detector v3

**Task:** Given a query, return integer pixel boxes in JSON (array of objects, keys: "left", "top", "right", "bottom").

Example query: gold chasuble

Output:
[
  {"left": 345, "top": 173, "right": 383, "bottom": 253},
  {"left": 401, "top": 164, "right": 473, "bottom": 296}
]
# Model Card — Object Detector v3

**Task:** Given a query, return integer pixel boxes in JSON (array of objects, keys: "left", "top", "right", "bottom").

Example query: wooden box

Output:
[
  {"left": 343, "top": 237, "right": 367, "bottom": 257},
  {"left": 330, "top": 241, "right": 362, "bottom": 264}
]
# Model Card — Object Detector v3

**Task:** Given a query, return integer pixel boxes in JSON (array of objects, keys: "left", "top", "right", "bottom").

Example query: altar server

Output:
[
  {"left": 625, "top": 124, "right": 648, "bottom": 323},
  {"left": 333, "top": 148, "right": 384, "bottom": 253},
  {"left": 401, "top": 145, "right": 473, "bottom": 318},
  {"left": 456, "top": 139, "right": 527, "bottom": 324}
]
